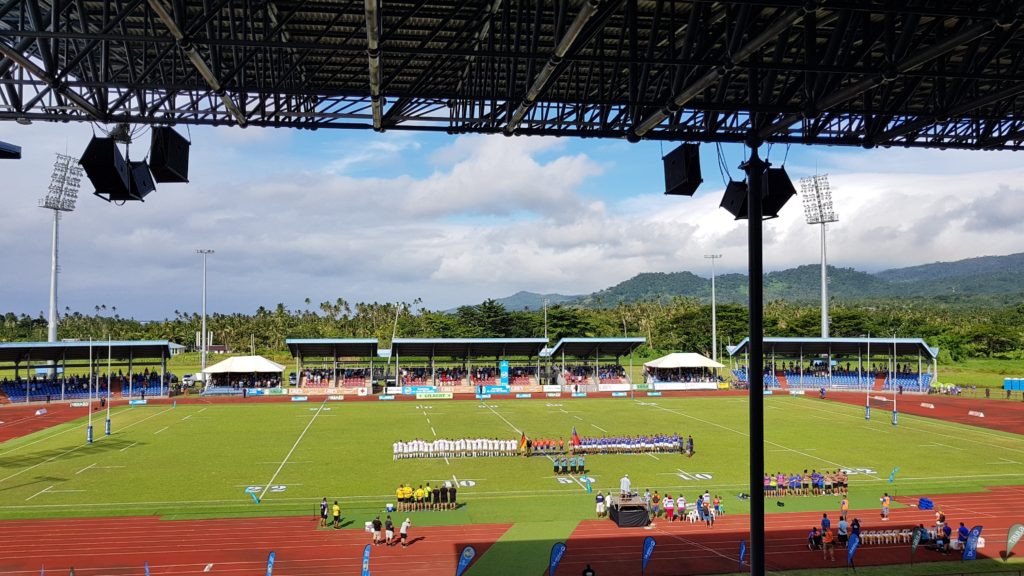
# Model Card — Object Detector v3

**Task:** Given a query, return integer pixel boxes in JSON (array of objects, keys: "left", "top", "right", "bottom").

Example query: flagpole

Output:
[{"left": 105, "top": 336, "right": 112, "bottom": 436}]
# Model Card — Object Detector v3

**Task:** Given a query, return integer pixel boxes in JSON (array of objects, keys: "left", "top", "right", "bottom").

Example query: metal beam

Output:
[
  {"left": 505, "top": 0, "right": 601, "bottom": 134},
  {"left": 632, "top": 6, "right": 806, "bottom": 138},
  {"left": 364, "top": 0, "right": 382, "bottom": 130},
  {"left": 146, "top": 0, "right": 247, "bottom": 126},
  {"left": 0, "top": 40, "right": 104, "bottom": 118}
]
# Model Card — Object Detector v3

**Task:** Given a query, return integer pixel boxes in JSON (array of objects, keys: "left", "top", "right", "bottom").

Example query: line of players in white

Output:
[{"left": 393, "top": 438, "right": 519, "bottom": 459}]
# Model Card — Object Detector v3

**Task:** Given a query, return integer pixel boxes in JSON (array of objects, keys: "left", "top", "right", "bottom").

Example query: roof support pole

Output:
[
  {"left": 146, "top": 0, "right": 247, "bottom": 126},
  {"left": 741, "top": 141, "right": 767, "bottom": 576},
  {"left": 364, "top": 0, "right": 383, "bottom": 130},
  {"left": 505, "top": 0, "right": 601, "bottom": 134}
]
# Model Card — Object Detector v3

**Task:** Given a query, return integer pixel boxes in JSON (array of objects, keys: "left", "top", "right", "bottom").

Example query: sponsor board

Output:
[
  {"left": 482, "top": 385, "right": 510, "bottom": 395},
  {"left": 385, "top": 387, "right": 403, "bottom": 395},
  {"left": 246, "top": 388, "right": 265, "bottom": 396},
  {"left": 128, "top": 399, "right": 148, "bottom": 406},
  {"left": 416, "top": 392, "right": 453, "bottom": 400},
  {"left": 542, "top": 385, "right": 561, "bottom": 393},
  {"left": 328, "top": 395, "right": 345, "bottom": 401},
  {"left": 475, "top": 394, "right": 492, "bottom": 400},
  {"left": 70, "top": 401, "right": 89, "bottom": 408},
  {"left": 545, "top": 392, "right": 562, "bottom": 398},
  {"left": 646, "top": 392, "right": 662, "bottom": 397},
  {"left": 571, "top": 392, "right": 588, "bottom": 398},
  {"left": 611, "top": 392, "right": 627, "bottom": 397},
  {"left": 378, "top": 395, "right": 395, "bottom": 400},
  {"left": 968, "top": 410, "right": 985, "bottom": 418},
  {"left": 763, "top": 390, "right": 773, "bottom": 396},
  {"left": 920, "top": 402, "right": 934, "bottom": 409},
  {"left": 510, "top": 385, "right": 531, "bottom": 392},
  {"left": 515, "top": 393, "right": 533, "bottom": 399},
  {"left": 34, "top": 408, "right": 47, "bottom": 416},
  {"left": 266, "top": 388, "right": 285, "bottom": 396},
  {"left": 357, "top": 387, "right": 369, "bottom": 396},
  {"left": 403, "top": 386, "right": 437, "bottom": 395},
  {"left": 633, "top": 383, "right": 650, "bottom": 391},
  {"left": 287, "top": 388, "right": 307, "bottom": 395},
  {"left": 290, "top": 396, "right": 308, "bottom": 402},
  {"left": 789, "top": 390, "right": 805, "bottom": 396}
]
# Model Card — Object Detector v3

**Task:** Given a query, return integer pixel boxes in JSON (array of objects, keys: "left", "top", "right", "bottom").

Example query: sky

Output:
[{"left": 1, "top": 120, "right": 1023, "bottom": 320}]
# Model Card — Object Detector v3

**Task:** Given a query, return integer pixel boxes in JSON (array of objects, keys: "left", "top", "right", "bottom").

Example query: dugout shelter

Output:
[{"left": 0, "top": 340, "right": 175, "bottom": 401}]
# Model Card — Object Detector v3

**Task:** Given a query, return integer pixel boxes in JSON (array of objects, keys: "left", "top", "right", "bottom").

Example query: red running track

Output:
[
  {"left": 0, "top": 515, "right": 510, "bottom": 576},
  {"left": 827, "top": 391, "right": 1024, "bottom": 435},
  {"left": 559, "top": 486, "right": 1024, "bottom": 575},
  {"left": 0, "top": 403, "right": 93, "bottom": 443}
]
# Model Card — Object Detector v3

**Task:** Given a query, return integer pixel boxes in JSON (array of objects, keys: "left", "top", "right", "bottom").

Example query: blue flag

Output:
[
  {"left": 144, "top": 562, "right": 150, "bottom": 576},
  {"left": 455, "top": 546, "right": 476, "bottom": 576},
  {"left": 739, "top": 540, "right": 746, "bottom": 570},
  {"left": 888, "top": 467, "right": 900, "bottom": 483},
  {"left": 963, "top": 526, "right": 983, "bottom": 561},
  {"left": 549, "top": 542, "right": 567, "bottom": 576},
  {"left": 362, "top": 544, "right": 372, "bottom": 576},
  {"left": 847, "top": 532, "right": 860, "bottom": 566},
  {"left": 265, "top": 552, "right": 275, "bottom": 576},
  {"left": 641, "top": 536, "right": 656, "bottom": 574}
]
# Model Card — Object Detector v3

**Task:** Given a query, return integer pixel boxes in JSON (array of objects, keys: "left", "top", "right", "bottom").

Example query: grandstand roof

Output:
[
  {"left": 0, "top": 340, "right": 175, "bottom": 363},
  {"left": 727, "top": 337, "right": 938, "bottom": 360},
  {"left": 286, "top": 339, "right": 379, "bottom": 358},
  {"left": 545, "top": 338, "right": 647, "bottom": 358},
  {"left": 391, "top": 338, "right": 548, "bottom": 358}
]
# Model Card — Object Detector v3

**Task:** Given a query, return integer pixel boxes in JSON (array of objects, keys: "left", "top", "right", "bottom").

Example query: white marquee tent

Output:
[
  {"left": 202, "top": 355, "right": 286, "bottom": 374},
  {"left": 643, "top": 353, "right": 724, "bottom": 370},
  {"left": 643, "top": 353, "right": 724, "bottom": 391}
]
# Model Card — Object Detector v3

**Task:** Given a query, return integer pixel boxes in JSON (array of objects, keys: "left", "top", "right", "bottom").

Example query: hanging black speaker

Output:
[
  {"left": 80, "top": 137, "right": 130, "bottom": 199},
  {"left": 0, "top": 140, "right": 20, "bottom": 159},
  {"left": 150, "top": 127, "right": 190, "bottom": 183},
  {"left": 719, "top": 180, "right": 748, "bottom": 218},
  {"left": 663, "top": 143, "right": 702, "bottom": 196},
  {"left": 128, "top": 161, "right": 156, "bottom": 201},
  {"left": 763, "top": 167, "right": 797, "bottom": 218}
]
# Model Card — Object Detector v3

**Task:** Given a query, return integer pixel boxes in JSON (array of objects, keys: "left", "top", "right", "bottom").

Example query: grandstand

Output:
[
  {"left": 0, "top": 340, "right": 174, "bottom": 402},
  {"left": 543, "top": 338, "right": 646, "bottom": 392},
  {"left": 727, "top": 337, "right": 938, "bottom": 392},
  {"left": 390, "top": 338, "right": 547, "bottom": 394},
  {"left": 286, "top": 339, "right": 381, "bottom": 391}
]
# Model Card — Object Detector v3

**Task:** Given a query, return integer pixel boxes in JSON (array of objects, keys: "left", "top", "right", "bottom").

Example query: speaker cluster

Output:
[
  {"left": 0, "top": 140, "right": 20, "bottom": 159},
  {"left": 79, "top": 127, "right": 190, "bottom": 203}
]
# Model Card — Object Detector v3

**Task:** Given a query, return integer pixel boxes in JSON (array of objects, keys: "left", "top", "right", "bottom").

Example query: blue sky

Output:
[{"left": 1, "top": 121, "right": 1022, "bottom": 320}]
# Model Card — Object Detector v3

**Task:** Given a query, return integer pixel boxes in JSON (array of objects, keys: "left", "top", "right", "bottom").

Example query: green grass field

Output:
[{"left": 1, "top": 395, "right": 1023, "bottom": 574}]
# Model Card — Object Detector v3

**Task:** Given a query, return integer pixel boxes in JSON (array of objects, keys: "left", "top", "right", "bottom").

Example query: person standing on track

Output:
[
  {"left": 372, "top": 516, "right": 383, "bottom": 545},
  {"left": 320, "top": 497, "right": 328, "bottom": 527},
  {"left": 400, "top": 517, "right": 412, "bottom": 548},
  {"left": 449, "top": 483, "right": 457, "bottom": 510},
  {"left": 385, "top": 515, "right": 395, "bottom": 546},
  {"left": 880, "top": 492, "right": 891, "bottom": 521}
]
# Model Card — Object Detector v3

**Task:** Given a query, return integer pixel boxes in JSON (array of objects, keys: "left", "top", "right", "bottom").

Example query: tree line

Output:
[{"left": 2, "top": 297, "right": 1023, "bottom": 363}]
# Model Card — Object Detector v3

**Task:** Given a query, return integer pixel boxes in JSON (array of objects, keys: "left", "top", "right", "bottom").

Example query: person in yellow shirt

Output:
[
  {"left": 402, "top": 484, "right": 413, "bottom": 511},
  {"left": 414, "top": 485, "right": 425, "bottom": 510},
  {"left": 332, "top": 500, "right": 341, "bottom": 529},
  {"left": 396, "top": 485, "right": 405, "bottom": 512},
  {"left": 424, "top": 483, "right": 433, "bottom": 510}
]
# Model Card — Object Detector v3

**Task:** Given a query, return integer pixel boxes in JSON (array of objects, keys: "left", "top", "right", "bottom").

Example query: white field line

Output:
[
  {"left": 544, "top": 454, "right": 588, "bottom": 490},
  {"left": 6, "top": 471, "right": 1024, "bottom": 511},
  {"left": 483, "top": 404, "right": 522, "bottom": 435},
  {"left": 153, "top": 426, "right": 169, "bottom": 435},
  {"left": 119, "top": 441, "right": 138, "bottom": 452},
  {"left": 643, "top": 402, "right": 883, "bottom": 480},
  {"left": 75, "top": 462, "right": 97, "bottom": 475},
  {"left": 799, "top": 399, "right": 1024, "bottom": 455},
  {"left": 257, "top": 398, "right": 327, "bottom": 502},
  {"left": 573, "top": 415, "right": 583, "bottom": 421},
  {"left": 25, "top": 485, "right": 53, "bottom": 501},
  {"left": 430, "top": 426, "right": 437, "bottom": 436},
  {"left": 197, "top": 407, "right": 208, "bottom": 414},
  {"left": 592, "top": 424, "right": 609, "bottom": 433},
  {"left": 647, "top": 453, "right": 660, "bottom": 460},
  {"left": 0, "top": 406, "right": 174, "bottom": 484}
]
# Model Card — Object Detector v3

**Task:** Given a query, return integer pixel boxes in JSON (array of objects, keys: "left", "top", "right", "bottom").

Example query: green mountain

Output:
[
  {"left": 568, "top": 252, "right": 1024, "bottom": 307},
  {"left": 470, "top": 291, "right": 581, "bottom": 312}
]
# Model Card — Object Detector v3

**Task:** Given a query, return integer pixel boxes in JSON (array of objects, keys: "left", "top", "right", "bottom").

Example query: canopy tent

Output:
[
  {"left": 644, "top": 353, "right": 724, "bottom": 370},
  {"left": 202, "top": 355, "right": 285, "bottom": 374}
]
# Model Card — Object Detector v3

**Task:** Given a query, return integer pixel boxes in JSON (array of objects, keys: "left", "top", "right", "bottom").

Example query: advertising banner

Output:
[
  {"left": 641, "top": 536, "right": 656, "bottom": 574},
  {"left": 549, "top": 542, "right": 566, "bottom": 576},
  {"left": 545, "top": 392, "right": 562, "bottom": 398},
  {"left": 378, "top": 395, "right": 395, "bottom": 401},
  {"left": 128, "top": 399, "right": 147, "bottom": 406},
  {"left": 515, "top": 393, "right": 533, "bottom": 399},
  {"left": 402, "top": 386, "right": 437, "bottom": 395},
  {"left": 70, "top": 401, "right": 89, "bottom": 408},
  {"left": 500, "top": 360, "right": 509, "bottom": 385},
  {"left": 416, "top": 392, "right": 453, "bottom": 400},
  {"left": 328, "top": 395, "right": 345, "bottom": 401},
  {"left": 611, "top": 392, "right": 627, "bottom": 397},
  {"left": 963, "top": 526, "right": 983, "bottom": 561},
  {"left": 290, "top": 396, "right": 308, "bottom": 402},
  {"left": 482, "top": 385, "right": 510, "bottom": 394},
  {"left": 571, "top": 392, "right": 588, "bottom": 398}
]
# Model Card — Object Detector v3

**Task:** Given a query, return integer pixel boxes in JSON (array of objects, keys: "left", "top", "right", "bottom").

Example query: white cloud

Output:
[{"left": 1, "top": 121, "right": 1023, "bottom": 319}]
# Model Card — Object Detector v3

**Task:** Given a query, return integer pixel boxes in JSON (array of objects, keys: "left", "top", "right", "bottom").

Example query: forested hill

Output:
[{"left": 483, "top": 252, "right": 1024, "bottom": 309}]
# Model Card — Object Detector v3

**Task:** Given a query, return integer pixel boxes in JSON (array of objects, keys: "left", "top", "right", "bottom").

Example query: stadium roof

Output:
[
  {"left": 727, "top": 337, "right": 938, "bottom": 359},
  {"left": 286, "top": 338, "right": 379, "bottom": 358},
  {"left": 0, "top": 340, "right": 175, "bottom": 363},
  {"left": 545, "top": 337, "right": 647, "bottom": 358},
  {"left": 2, "top": 3, "right": 1024, "bottom": 149},
  {"left": 391, "top": 338, "right": 548, "bottom": 358}
]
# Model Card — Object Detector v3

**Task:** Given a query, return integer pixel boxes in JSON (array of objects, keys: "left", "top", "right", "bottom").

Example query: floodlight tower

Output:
[
  {"left": 800, "top": 175, "right": 837, "bottom": 338},
  {"left": 40, "top": 154, "right": 83, "bottom": 346},
  {"left": 196, "top": 249, "right": 215, "bottom": 371}
]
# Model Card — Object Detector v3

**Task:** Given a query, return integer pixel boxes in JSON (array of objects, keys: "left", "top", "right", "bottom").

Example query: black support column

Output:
[{"left": 741, "top": 141, "right": 767, "bottom": 576}]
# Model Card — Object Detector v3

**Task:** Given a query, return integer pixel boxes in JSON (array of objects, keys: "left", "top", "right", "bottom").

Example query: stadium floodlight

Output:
[
  {"left": 39, "top": 154, "right": 84, "bottom": 348},
  {"left": 197, "top": 249, "right": 215, "bottom": 372},
  {"left": 800, "top": 174, "right": 837, "bottom": 338}
]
